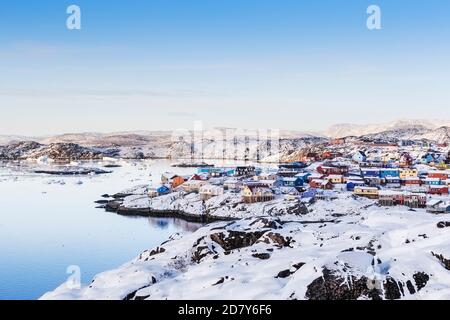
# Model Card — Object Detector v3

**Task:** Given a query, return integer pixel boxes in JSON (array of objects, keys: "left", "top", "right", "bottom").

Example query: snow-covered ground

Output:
[{"left": 42, "top": 193, "right": 450, "bottom": 300}]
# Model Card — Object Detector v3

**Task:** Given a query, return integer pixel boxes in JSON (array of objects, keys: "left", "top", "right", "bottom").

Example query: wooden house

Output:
[
  {"left": 428, "top": 186, "right": 449, "bottom": 195},
  {"left": 182, "top": 180, "right": 208, "bottom": 193},
  {"left": 161, "top": 173, "right": 185, "bottom": 188},
  {"left": 353, "top": 186, "right": 379, "bottom": 199},
  {"left": 199, "top": 184, "right": 224, "bottom": 200},
  {"left": 423, "top": 178, "right": 442, "bottom": 186},
  {"left": 380, "top": 168, "right": 400, "bottom": 179},
  {"left": 346, "top": 180, "right": 366, "bottom": 191},
  {"left": 427, "top": 200, "right": 450, "bottom": 214},
  {"left": 400, "top": 168, "right": 418, "bottom": 179},
  {"left": 360, "top": 168, "right": 380, "bottom": 178},
  {"left": 148, "top": 185, "right": 171, "bottom": 197},
  {"left": 403, "top": 177, "right": 422, "bottom": 186},
  {"left": 428, "top": 171, "right": 449, "bottom": 180},
  {"left": 317, "top": 165, "right": 349, "bottom": 175},
  {"left": 384, "top": 176, "right": 401, "bottom": 188},
  {"left": 241, "top": 185, "right": 275, "bottom": 203},
  {"left": 235, "top": 166, "right": 256, "bottom": 177},
  {"left": 309, "top": 179, "right": 333, "bottom": 190},
  {"left": 352, "top": 151, "right": 367, "bottom": 163},
  {"left": 223, "top": 178, "right": 243, "bottom": 191},
  {"left": 327, "top": 174, "right": 344, "bottom": 184},
  {"left": 279, "top": 176, "right": 304, "bottom": 188}
]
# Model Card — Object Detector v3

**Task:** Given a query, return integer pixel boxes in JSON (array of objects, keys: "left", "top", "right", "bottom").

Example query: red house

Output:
[
  {"left": 428, "top": 186, "right": 449, "bottom": 195},
  {"left": 317, "top": 165, "right": 349, "bottom": 175},
  {"left": 428, "top": 172, "right": 449, "bottom": 180},
  {"left": 310, "top": 179, "right": 333, "bottom": 190},
  {"left": 403, "top": 177, "right": 422, "bottom": 186}
]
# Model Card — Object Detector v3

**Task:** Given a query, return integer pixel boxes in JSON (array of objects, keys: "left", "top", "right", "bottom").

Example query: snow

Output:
[{"left": 41, "top": 191, "right": 450, "bottom": 300}]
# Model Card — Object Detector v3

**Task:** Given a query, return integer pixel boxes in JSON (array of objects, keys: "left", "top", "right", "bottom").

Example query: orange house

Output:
[{"left": 170, "top": 175, "right": 185, "bottom": 188}]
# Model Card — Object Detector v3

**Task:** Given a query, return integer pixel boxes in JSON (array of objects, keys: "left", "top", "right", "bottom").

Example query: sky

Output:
[{"left": 0, "top": 0, "right": 449, "bottom": 136}]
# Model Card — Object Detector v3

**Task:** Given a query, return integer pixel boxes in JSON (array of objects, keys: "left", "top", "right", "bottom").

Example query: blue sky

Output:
[{"left": 0, "top": 0, "right": 449, "bottom": 135}]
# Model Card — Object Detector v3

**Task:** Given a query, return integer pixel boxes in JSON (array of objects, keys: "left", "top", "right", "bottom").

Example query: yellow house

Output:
[
  {"left": 328, "top": 174, "right": 343, "bottom": 184},
  {"left": 400, "top": 169, "right": 418, "bottom": 179},
  {"left": 354, "top": 186, "right": 379, "bottom": 198}
]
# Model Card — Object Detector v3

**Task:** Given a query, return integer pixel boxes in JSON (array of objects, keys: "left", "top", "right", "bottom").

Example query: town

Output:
[{"left": 147, "top": 141, "right": 450, "bottom": 215}]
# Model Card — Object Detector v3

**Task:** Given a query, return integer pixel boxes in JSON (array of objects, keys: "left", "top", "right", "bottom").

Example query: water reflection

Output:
[{"left": 147, "top": 217, "right": 203, "bottom": 233}]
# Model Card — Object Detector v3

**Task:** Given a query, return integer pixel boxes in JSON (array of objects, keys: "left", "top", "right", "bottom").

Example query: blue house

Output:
[
  {"left": 380, "top": 168, "right": 400, "bottom": 179},
  {"left": 361, "top": 168, "right": 380, "bottom": 178},
  {"left": 424, "top": 178, "right": 442, "bottom": 186},
  {"left": 295, "top": 172, "right": 312, "bottom": 184},
  {"left": 346, "top": 180, "right": 366, "bottom": 191},
  {"left": 156, "top": 185, "right": 171, "bottom": 195},
  {"left": 279, "top": 161, "right": 307, "bottom": 168},
  {"left": 279, "top": 177, "right": 304, "bottom": 188}
]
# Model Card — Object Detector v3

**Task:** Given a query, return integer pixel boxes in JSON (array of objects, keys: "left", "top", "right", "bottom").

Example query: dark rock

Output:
[
  {"left": 276, "top": 269, "right": 292, "bottom": 279},
  {"left": 437, "top": 221, "right": 450, "bottom": 229},
  {"left": 432, "top": 252, "right": 450, "bottom": 270},
  {"left": 149, "top": 247, "right": 166, "bottom": 256},
  {"left": 406, "top": 281, "right": 416, "bottom": 295},
  {"left": 383, "top": 277, "right": 403, "bottom": 300},
  {"left": 213, "top": 278, "right": 225, "bottom": 286},
  {"left": 252, "top": 253, "right": 271, "bottom": 260},
  {"left": 210, "top": 231, "right": 266, "bottom": 251},
  {"left": 305, "top": 268, "right": 382, "bottom": 300},
  {"left": 413, "top": 272, "right": 430, "bottom": 291}
]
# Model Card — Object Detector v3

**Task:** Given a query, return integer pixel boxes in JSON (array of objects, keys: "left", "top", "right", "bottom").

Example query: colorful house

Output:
[
  {"left": 380, "top": 168, "right": 400, "bottom": 179},
  {"left": 294, "top": 172, "right": 312, "bottom": 184},
  {"left": 353, "top": 186, "right": 379, "bottom": 199},
  {"left": 428, "top": 171, "right": 449, "bottom": 180},
  {"left": 428, "top": 186, "right": 449, "bottom": 195},
  {"left": 346, "top": 180, "right": 366, "bottom": 191},
  {"left": 161, "top": 173, "right": 185, "bottom": 188},
  {"left": 361, "top": 168, "right": 380, "bottom": 178},
  {"left": 400, "top": 168, "right": 418, "bottom": 179},
  {"left": 279, "top": 176, "right": 304, "bottom": 188},
  {"left": 328, "top": 174, "right": 344, "bottom": 184},
  {"left": 353, "top": 151, "right": 367, "bottom": 163},
  {"left": 241, "top": 185, "right": 275, "bottom": 203},
  {"left": 309, "top": 179, "right": 333, "bottom": 190},
  {"left": 423, "top": 178, "right": 442, "bottom": 186},
  {"left": 199, "top": 184, "right": 224, "bottom": 200}
]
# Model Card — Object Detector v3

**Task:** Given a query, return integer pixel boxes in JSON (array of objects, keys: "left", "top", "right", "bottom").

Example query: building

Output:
[
  {"left": 235, "top": 166, "right": 256, "bottom": 177},
  {"left": 346, "top": 180, "right": 366, "bottom": 191},
  {"left": 294, "top": 172, "right": 312, "bottom": 184},
  {"left": 361, "top": 168, "right": 380, "bottom": 178},
  {"left": 427, "top": 200, "right": 450, "bottom": 214},
  {"left": 428, "top": 171, "right": 449, "bottom": 180},
  {"left": 199, "top": 184, "right": 224, "bottom": 200},
  {"left": 279, "top": 176, "right": 304, "bottom": 188},
  {"left": 379, "top": 191, "right": 426, "bottom": 208},
  {"left": 278, "top": 162, "right": 308, "bottom": 172},
  {"left": 353, "top": 186, "right": 379, "bottom": 199},
  {"left": 223, "top": 178, "right": 243, "bottom": 191},
  {"left": 353, "top": 151, "right": 367, "bottom": 163},
  {"left": 182, "top": 180, "right": 208, "bottom": 193},
  {"left": 403, "top": 177, "right": 422, "bottom": 186},
  {"left": 148, "top": 185, "right": 171, "bottom": 197},
  {"left": 309, "top": 179, "right": 333, "bottom": 190},
  {"left": 423, "top": 178, "right": 442, "bottom": 186},
  {"left": 241, "top": 185, "right": 275, "bottom": 203},
  {"left": 428, "top": 186, "right": 449, "bottom": 195},
  {"left": 385, "top": 176, "right": 401, "bottom": 188},
  {"left": 328, "top": 174, "right": 344, "bottom": 184},
  {"left": 161, "top": 173, "right": 185, "bottom": 188},
  {"left": 380, "top": 168, "right": 400, "bottom": 179},
  {"left": 317, "top": 165, "right": 349, "bottom": 175}
]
